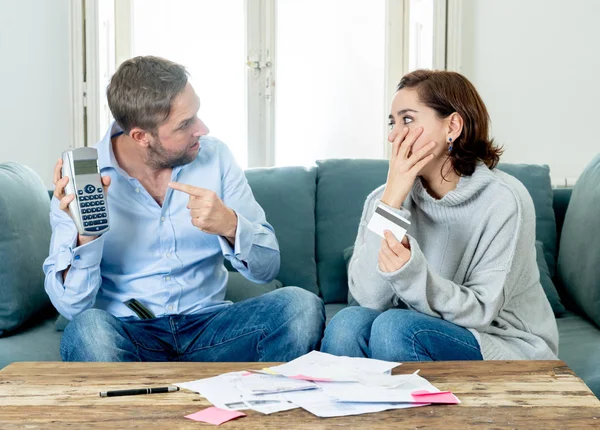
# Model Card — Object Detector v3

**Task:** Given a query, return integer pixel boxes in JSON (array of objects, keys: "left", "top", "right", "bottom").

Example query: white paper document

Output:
[
  {"left": 237, "top": 373, "right": 317, "bottom": 395},
  {"left": 318, "top": 374, "right": 439, "bottom": 403},
  {"left": 175, "top": 351, "right": 457, "bottom": 418},
  {"left": 175, "top": 372, "right": 298, "bottom": 415},
  {"left": 283, "top": 388, "right": 425, "bottom": 418},
  {"left": 268, "top": 350, "right": 401, "bottom": 382}
]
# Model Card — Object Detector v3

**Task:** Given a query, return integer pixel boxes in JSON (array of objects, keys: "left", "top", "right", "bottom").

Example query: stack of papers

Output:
[{"left": 175, "top": 351, "right": 459, "bottom": 418}]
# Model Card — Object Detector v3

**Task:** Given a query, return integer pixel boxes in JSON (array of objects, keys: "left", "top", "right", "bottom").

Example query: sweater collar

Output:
[{"left": 411, "top": 162, "right": 494, "bottom": 208}]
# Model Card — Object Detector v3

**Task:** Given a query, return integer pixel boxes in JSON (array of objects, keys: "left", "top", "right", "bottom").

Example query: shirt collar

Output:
[
  {"left": 96, "top": 121, "right": 187, "bottom": 181},
  {"left": 96, "top": 121, "right": 123, "bottom": 172}
]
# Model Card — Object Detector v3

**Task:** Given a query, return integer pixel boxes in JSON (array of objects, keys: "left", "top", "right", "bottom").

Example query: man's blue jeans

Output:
[
  {"left": 61, "top": 287, "right": 325, "bottom": 362},
  {"left": 321, "top": 307, "right": 483, "bottom": 361}
]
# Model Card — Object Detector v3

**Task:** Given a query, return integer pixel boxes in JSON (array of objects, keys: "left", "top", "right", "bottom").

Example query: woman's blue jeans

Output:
[{"left": 321, "top": 307, "right": 483, "bottom": 361}]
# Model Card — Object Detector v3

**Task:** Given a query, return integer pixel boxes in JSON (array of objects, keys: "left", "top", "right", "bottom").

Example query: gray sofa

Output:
[{"left": 1, "top": 158, "right": 599, "bottom": 398}]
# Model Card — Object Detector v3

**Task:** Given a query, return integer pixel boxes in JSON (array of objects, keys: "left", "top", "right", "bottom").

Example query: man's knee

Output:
[
  {"left": 268, "top": 287, "right": 325, "bottom": 344},
  {"left": 64, "top": 308, "right": 120, "bottom": 338},
  {"left": 61, "top": 309, "right": 123, "bottom": 361}
]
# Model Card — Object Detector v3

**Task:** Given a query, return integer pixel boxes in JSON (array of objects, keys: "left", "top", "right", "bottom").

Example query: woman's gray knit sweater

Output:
[{"left": 349, "top": 163, "right": 559, "bottom": 360}]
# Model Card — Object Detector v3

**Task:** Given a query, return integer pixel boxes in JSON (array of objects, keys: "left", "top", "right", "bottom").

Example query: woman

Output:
[{"left": 321, "top": 70, "right": 558, "bottom": 361}]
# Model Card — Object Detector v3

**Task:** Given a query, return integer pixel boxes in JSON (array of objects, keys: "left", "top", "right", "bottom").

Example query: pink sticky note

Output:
[
  {"left": 184, "top": 407, "right": 246, "bottom": 425},
  {"left": 241, "top": 372, "right": 252, "bottom": 376},
  {"left": 411, "top": 390, "right": 460, "bottom": 404},
  {"left": 289, "top": 374, "right": 332, "bottom": 382}
]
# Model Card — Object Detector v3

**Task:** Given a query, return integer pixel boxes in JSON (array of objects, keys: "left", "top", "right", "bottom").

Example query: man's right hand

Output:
[{"left": 53, "top": 158, "right": 111, "bottom": 247}]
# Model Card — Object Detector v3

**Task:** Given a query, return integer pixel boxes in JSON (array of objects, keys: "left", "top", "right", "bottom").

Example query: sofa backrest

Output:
[
  {"left": 313, "top": 159, "right": 388, "bottom": 303},
  {"left": 553, "top": 187, "right": 572, "bottom": 241},
  {"left": 243, "top": 166, "right": 320, "bottom": 295},
  {"left": 1, "top": 163, "right": 53, "bottom": 335},
  {"left": 311, "top": 160, "right": 561, "bottom": 304},
  {"left": 43, "top": 161, "right": 572, "bottom": 306}
]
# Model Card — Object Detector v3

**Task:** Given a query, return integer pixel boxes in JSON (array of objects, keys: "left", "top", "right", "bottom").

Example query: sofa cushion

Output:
[
  {"left": 343, "top": 245, "right": 359, "bottom": 307},
  {"left": 243, "top": 166, "right": 319, "bottom": 295},
  {"left": 497, "top": 164, "right": 558, "bottom": 276},
  {"left": 553, "top": 188, "right": 573, "bottom": 240},
  {"left": 325, "top": 303, "right": 347, "bottom": 325},
  {"left": 224, "top": 272, "right": 283, "bottom": 302},
  {"left": 0, "top": 162, "right": 52, "bottom": 336},
  {"left": 0, "top": 314, "right": 62, "bottom": 369},
  {"left": 535, "top": 241, "right": 565, "bottom": 316},
  {"left": 315, "top": 159, "right": 388, "bottom": 304},
  {"left": 557, "top": 311, "right": 600, "bottom": 398},
  {"left": 557, "top": 154, "right": 600, "bottom": 327}
]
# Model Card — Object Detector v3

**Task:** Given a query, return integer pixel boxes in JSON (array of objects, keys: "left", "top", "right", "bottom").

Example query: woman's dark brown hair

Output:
[{"left": 397, "top": 69, "right": 503, "bottom": 177}]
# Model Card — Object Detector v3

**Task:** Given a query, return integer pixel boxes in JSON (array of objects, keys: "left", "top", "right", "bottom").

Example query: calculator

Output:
[{"left": 62, "top": 147, "right": 110, "bottom": 236}]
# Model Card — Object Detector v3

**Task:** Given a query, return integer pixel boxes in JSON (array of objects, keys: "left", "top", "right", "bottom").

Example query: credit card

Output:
[{"left": 367, "top": 204, "right": 411, "bottom": 241}]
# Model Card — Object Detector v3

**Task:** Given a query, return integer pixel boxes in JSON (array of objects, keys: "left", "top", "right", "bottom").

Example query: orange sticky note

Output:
[
  {"left": 185, "top": 407, "right": 246, "bottom": 425},
  {"left": 411, "top": 390, "right": 460, "bottom": 404}
]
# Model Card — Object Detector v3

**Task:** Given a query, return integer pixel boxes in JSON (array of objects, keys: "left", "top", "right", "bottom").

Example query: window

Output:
[
  {"left": 274, "top": 0, "right": 387, "bottom": 166},
  {"left": 73, "top": 0, "right": 447, "bottom": 167},
  {"left": 408, "top": 0, "right": 435, "bottom": 71},
  {"left": 130, "top": 0, "right": 248, "bottom": 167}
]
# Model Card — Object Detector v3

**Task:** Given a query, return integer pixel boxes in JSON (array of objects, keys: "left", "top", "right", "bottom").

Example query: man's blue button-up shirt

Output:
[{"left": 43, "top": 123, "right": 280, "bottom": 320}]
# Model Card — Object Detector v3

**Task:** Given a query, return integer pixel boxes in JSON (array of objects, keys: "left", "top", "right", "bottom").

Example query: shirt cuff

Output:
[
  {"left": 375, "top": 199, "right": 412, "bottom": 220},
  {"left": 218, "top": 212, "right": 253, "bottom": 263},
  {"left": 54, "top": 229, "right": 79, "bottom": 272},
  {"left": 69, "top": 235, "right": 105, "bottom": 269}
]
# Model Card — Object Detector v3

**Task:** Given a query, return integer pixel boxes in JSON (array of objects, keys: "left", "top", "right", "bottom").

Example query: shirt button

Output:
[
  {"left": 167, "top": 305, "right": 173, "bottom": 311},
  {"left": 164, "top": 276, "right": 171, "bottom": 281},
  {"left": 161, "top": 216, "right": 165, "bottom": 222},
  {"left": 135, "top": 188, "right": 140, "bottom": 193},
  {"left": 165, "top": 252, "right": 172, "bottom": 258}
]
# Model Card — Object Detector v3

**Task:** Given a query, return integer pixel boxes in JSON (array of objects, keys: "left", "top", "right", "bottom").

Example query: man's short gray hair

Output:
[{"left": 107, "top": 56, "right": 189, "bottom": 135}]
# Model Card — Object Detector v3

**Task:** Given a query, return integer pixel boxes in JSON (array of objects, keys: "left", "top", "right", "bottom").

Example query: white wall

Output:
[
  {"left": 459, "top": 0, "right": 600, "bottom": 184},
  {"left": 0, "top": 0, "right": 70, "bottom": 188}
]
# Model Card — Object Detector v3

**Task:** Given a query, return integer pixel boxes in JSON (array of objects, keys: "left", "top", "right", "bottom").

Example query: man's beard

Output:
[{"left": 146, "top": 136, "right": 198, "bottom": 169}]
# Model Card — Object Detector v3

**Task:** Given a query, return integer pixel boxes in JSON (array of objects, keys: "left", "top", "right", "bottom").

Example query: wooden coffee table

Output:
[{"left": 1, "top": 360, "right": 598, "bottom": 429}]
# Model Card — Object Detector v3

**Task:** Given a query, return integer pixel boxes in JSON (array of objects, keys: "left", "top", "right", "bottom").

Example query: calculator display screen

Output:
[{"left": 74, "top": 159, "right": 98, "bottom": 175}]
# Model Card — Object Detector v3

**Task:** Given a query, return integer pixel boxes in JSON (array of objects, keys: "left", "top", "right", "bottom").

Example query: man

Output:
[{"left": 43, "top": 56, "right": 325, "bottom": 362}]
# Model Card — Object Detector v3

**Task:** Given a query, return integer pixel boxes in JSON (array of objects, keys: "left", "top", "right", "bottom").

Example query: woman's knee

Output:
[
  {"left": 369, "top": 309, "right": 422, "bottom": 360},
  {"left": 321, "top": 307, "right": 380, "bottom": 353},
  {"left": 370, "top": 309, "right": 423, "bottom": 338},
  {"left": 328, "top": 307, "right": 380, "bottom": 334}
]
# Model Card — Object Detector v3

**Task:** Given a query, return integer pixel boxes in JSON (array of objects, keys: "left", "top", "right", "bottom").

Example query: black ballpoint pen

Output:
[{"left": 99, "top": 386, "right": 180, "bottom": 397}]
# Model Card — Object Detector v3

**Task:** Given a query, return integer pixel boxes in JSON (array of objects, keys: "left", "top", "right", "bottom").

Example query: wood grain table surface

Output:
[{"left": 1, "top": 360, "right": 599, "bottom": 429}]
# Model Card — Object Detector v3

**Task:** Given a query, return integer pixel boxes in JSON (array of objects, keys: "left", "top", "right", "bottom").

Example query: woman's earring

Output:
[{"left": 448, "top": 137, "right": 453, "bottom": 152}]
